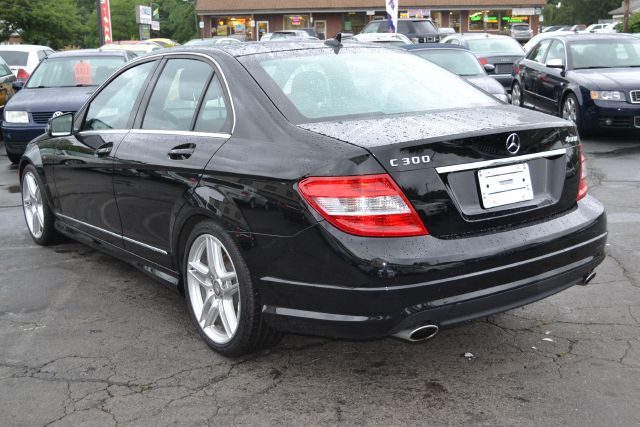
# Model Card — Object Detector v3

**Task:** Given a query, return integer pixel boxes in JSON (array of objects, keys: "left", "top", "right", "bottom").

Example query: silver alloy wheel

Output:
[
  {"left": 511, "top": 84, "right": 521, "bottom": 106},
  {"left": 22, "top": 172, "right": 44, "bottom": 239},
  {"left": 186, "top": 234, "right": 240, "bottom": 344},
  {"left": 562, "top": 96, "right": 577, "bottom": 123}
]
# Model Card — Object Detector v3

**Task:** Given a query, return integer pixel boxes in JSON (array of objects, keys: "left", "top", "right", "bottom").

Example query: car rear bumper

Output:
[
  {"left": 250, "top": 195, "right": 606, "bottom": 339},
  {"left": 1, "top": 123, "right": 46, "bottom": 153},
  {"left": 582, "top": 101, "right": 640, "bottom": 130}
]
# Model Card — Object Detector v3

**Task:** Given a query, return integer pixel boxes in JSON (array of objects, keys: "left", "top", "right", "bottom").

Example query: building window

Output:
[
  {"left": 468, "top": 10, "right": 504, "bottom": 31},
  {"left": 449, "top": 11, "right": 461, "bottom": 32},
  {"left": 283, "top": 15, "right": 309, "bottom": 30}
]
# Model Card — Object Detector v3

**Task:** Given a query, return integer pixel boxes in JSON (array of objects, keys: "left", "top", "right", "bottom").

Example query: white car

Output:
[
  {"left": 522, "top": 30, "right": 575, "bottom": 52},
  {"left": 353, "top": 33, "right": 413, "bottom": 46},
  {"left": 594, "top": 22, "right": 620, "bottom": 34},
  {"left": 0, "top": 44, "right": 54, "bottom": 84}
]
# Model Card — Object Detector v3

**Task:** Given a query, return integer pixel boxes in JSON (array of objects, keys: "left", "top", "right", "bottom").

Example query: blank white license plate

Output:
[{"left": 478, "top": 163, "right": 534, "bottom": 209}]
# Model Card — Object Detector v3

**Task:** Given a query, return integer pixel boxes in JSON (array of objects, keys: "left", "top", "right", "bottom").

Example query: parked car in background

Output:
[
  {"left": 353, "top": 32, "right": 413, "bottom": 47},
  {"left": 511, "top": 34, "right": 640, "bottom": 134},
  {"left": 580, "top": 23, "right": 608, "bottom": 33},
  {"left": 594, "top": 22, "right": 620, "bottom": 34},
  {"left": 184, "top": 37, "right": 242, "bottom": 46},
  {"left": 0, "top": 44, "right": 54, "bottom": 84},
  {"left": 402, "top": 44, "right": 508, "bottom": 102},
  {"left": 2, "top": 49, "right": 130, "bottom": 163},
  {"left": 147, "top": 38, "right": 180, "bottom": 48},
  {"left": 441, "top": 33, "right": 525, "bottom": 92},
  {"left": 360, "top": 18, "right": 440, "bottom": 43},
  {"left": 568, "top": 24, "right": 586, "bottom": 32},
  {"left": 542, "top": 25, "right": 569, "bottom": 33},
  {"left": 21, "top": 43, "right": 605, "bottom": 357},
  {"left": 506, "top": 23, "right": 533, "bottom": 42},
  {"left": 261, "top": 30, "right": 319, "bottom": 41},
  {"left": 438, "top": 27, "right": 456, "bottom": 36},
  {"left": 0, "top": 56, "right": 16, "bottom": 121},
  {"left": 101, "top": 41, "right": 162, "bottom": 56},
  {"left": 523, "top": 30, "right": 574, "bottom": 52}
]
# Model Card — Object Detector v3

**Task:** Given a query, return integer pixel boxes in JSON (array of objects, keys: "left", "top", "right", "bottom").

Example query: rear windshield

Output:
[
  {"left": 0, "top": 51, "right": 28, "bottom": 66},
  {"left": 27, "top": 56, "right": 125, "bottom": 88},
  {"left": 413, "top": 49, "right": 485, "bottom": 76},
  {"left": 512, "top": 25, "right": 530, "bottom": 30},
  {"left": 241, "top": 48, "right": 497, "bottom": 122},
  {"left": 569, "top": 39, "right": 640, "bottom": 69},
  {"left": 412, "top": 20, "right": 438, "bottom": 33},
  {"left": 466, "top": 38, "right": 524, "bottom": 55}
]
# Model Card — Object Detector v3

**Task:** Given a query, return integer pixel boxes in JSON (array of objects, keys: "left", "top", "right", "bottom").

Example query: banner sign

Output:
[
  {"left": 386, "top": 0, "right": 398, "bottom": 32},
  {"left": 100, "top": 0, "right": 112, "bottom": 44},
  {"left": 136, "top": 5, "right": 152, "bottom": 25}
]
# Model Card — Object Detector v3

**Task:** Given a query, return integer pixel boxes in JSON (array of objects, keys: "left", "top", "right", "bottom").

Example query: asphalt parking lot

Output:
[{"left": 0, "top": 135, "right": 639, "bottom": 426}]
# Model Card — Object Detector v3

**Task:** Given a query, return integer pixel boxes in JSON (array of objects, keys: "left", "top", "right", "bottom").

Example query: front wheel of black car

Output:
[
  {"left": 21, "top": 164, "right": 58, "bottom": 245},
  {"left": 561, "top": 93, "right": 583, "bottom": 133},
  {"left": 511, "top": 82, "right": 523, "bottom": 107},
  {"left": 183, "top": 221, "right": 282, "bottom": 356}
]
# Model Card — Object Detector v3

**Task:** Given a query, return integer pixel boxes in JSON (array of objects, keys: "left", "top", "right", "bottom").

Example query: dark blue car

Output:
[
  {"left": 2, "top": 49, "right": 133, "bottom": 163},
  {"left": 511, "top": 34, "right": 640, "bottom": 134}
]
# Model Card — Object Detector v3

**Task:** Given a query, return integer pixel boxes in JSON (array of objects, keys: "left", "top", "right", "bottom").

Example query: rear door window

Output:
[
  {"left": 142, "top": 58, "right": 212, "bottom": 131},
  {"left": 194, "top": 76, "right": 231, "bottom": 133}
]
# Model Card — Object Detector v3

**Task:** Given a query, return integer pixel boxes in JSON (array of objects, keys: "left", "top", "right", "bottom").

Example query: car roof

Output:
[
  {"left": 47, "top": 49, "right": 128, "bottom": 58},
  {"left": 546, "top": 33, "right": 638, "bottom": 41},
  {"left": 458, "top": 33, "right": 514, "bottom": 40},
  {"left": 0, "top": 44, "right": 51, "bottom": 52},
  {"left": 402, "top": 43, "right": 470, "bottom": 51}
]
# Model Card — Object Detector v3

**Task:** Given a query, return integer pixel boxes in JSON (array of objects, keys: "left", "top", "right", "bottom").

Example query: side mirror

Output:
[
  {"left": 546, "top": 58, "right": 565, "bottom": 69},
  {"left": 484, "top": 63, "right": 496, "bottom": 73},
  {"left": 12, "top": 81, "right": 24, "bottom": 91},
  {"left": 48, "top": 113, "right": 74, "bottom": 137}
]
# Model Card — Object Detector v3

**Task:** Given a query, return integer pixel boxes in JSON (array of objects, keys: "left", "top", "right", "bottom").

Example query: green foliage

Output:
[
  {"left": 544, "top": 0, "right": 620, "bottom": 26},
  {"left": 156, "top": 0, "right": 198, "bottom": 43}
]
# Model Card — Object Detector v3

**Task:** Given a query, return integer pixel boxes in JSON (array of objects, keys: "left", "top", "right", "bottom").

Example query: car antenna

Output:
[{"left": 324, "top": 32, "right": 343, "bottom": 52}]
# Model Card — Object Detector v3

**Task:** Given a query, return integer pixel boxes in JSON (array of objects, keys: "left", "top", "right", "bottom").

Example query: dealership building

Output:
[{"left": 195, "top": 0, "right": 545, "bottom": 40}]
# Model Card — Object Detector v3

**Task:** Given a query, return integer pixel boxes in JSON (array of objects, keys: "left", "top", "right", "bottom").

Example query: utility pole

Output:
[
  {"left": 96, "top": 0, "right": 104, "bottom": 45},
  {"left": 624, "top": 0, "right": 631, "bottom": 32}
]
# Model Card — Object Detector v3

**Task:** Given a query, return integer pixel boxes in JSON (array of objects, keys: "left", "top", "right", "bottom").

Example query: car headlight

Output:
[
  {"left": 4, "top": 110, "right": 29, "bottom": 124},
  {"left": 590, "top": 91, "right": 625, "bottom": 101},
  {"left": 493, "top": 94, "right": 509, "bottom": 103}
]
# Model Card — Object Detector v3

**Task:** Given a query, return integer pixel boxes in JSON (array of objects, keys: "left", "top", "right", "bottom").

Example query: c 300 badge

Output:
[{"left": 390, "top": 155, "right": 431, "bottom": 167}]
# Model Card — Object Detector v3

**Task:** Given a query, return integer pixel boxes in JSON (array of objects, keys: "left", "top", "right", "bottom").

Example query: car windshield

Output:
[
  {"left": 243, "top": 48, "right": 497, "bottom": 122},
  {"left": 466, "top": 38, "right": 524, "bottom": 55},
  {"left": 0, "top": 51, "right": 28, "bottom": 66},
  {"left": 27, "top": 56, "right": 125, "bottom": 88},
  {"left": 413, "top": 49, "right": 485, "bottom": 76},
  {"left": 412, "top": 20, "right": 437, "bottom": 33},
  {"left": 570, "top": 39, "right": 640, "bottom": 69}
]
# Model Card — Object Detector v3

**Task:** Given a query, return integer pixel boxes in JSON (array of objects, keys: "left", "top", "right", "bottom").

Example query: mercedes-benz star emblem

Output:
[
  {"left": 52, "top": 111, "right": 64, "bottom": 118},
  {"left": 506, "top": 133, "right": 521, "bottom": 155}
]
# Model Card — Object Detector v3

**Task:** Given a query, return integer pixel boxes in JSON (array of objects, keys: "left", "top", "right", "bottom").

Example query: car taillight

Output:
[
  {"left": 478, "top": 57, "right": 488, "bottom": 66},
  {"left": 298, "top": 174, "right": 428, "bottom": 237},
  {"left": 16, "top": 68, "right": 29, "bottom": 82},
  {"left": 577, "top": 145, "right": 588, "bottom": 201}
]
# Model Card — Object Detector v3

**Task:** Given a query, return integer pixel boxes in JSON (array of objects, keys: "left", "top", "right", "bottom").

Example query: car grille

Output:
[
  {"left": 630, "top": 90, "right": 640, "bottom": 104},
  {"left": 31, "top": 112, "right": 55, "bottom": 124}
]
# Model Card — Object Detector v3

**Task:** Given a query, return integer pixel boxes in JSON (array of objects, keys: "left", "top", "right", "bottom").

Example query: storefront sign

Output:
[
  {"left": 136, "top": 5, "right": 152, "bottom": 25},
  {"left": 407, "top": 9, "right": 430, "bottom": 18},
  {"left": 386, "top": 0, "right": 398, "bottom": 32},
  {"left": 100, "top": 0, "right": 112, "bottom": 44},
  {"left": 366, "top": 10, "right": 375, "bottom": 16},
  {"left": 512, "top": 8, "right": 535, "bottom": 16},
  {"left": 151, "top": 21, "right": 160, "bottom": 31}
]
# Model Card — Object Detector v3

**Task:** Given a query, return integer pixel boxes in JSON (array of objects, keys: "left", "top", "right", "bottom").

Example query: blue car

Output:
[
  {"left": 512, "top": 34, "right": 640, "bottom": 135},
  {"left": 2, "top": 49, "right": 133, "bottom": 163}
]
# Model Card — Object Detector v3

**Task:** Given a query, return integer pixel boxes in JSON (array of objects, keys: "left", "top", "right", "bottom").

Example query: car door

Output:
[
  {"left": 52, "top": 60, "right": 158, "bottom": 248},
  {"left": 521, "top": 39, "right": 551, "bottom": 108},
  {"left": 537, "top": 40, "right": 569, "bottom": 114},
  {"left": 112, "top": 55, "right": 233, "bottom": 264}
]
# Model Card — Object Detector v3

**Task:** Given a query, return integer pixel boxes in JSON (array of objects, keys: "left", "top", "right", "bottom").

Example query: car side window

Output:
[
  {"left": 37, "top": 50, "right": 47, "bottom": 61},
  {"left": 83, "top": 61, "right": 155, "bottom": 131},
  {"left": 528, "top": 39, "right": 552, "bottom": 63},
  {"left": 142, "top": 59, "right": 212, "bottom": 131},
  {"left": 193, "top": 76, "right": 231, "bottom": 133},
  {"left": 545, "top": 40, "right": 566, "bottom": 65}
]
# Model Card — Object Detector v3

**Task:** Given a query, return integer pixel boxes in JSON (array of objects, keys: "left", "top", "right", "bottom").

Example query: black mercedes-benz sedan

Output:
[
  {"left": 19, "top": 42, "right": 606, "bottom": 356},
  {"left": 511, "top": 34, "right": 640, "bottom": 134}
]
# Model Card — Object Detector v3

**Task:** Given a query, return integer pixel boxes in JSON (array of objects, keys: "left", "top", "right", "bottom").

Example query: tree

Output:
[
  {"left": 544, "top": 0, "right": 620, "bottom": 26},
  {"left": 156, "top": 0, "right": 198, "bottom": 43},
  {"left": 0, "top": 0, "right": 87, "bottom": 49}
]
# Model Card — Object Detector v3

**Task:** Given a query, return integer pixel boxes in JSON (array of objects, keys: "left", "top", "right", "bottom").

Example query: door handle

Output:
[
  {"left": 96, "top": 142, "right": 113, "bottom": 157},
  {"left": 168, "top": 143, "right": 196, "bottom": 160}
]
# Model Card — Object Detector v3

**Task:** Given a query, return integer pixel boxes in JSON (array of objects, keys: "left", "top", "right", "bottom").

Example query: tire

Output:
[
  {"left": 561, "top": 93, "right": 584, "bottom": 135},
  {"left": 7, "top": 150, "right": 21, "bottom": 164},
  {"left": 182, "top": 220, "right": 282, "bottom": 356},
  {"left": 511, "top": 82, "right": 523, "bottom": 107},
  {"left": 21, "top": 164, "right": 58, "bottom": 245}
]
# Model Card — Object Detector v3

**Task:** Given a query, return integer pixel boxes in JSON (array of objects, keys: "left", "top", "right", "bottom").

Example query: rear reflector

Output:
[
  {"left": 16, "top": 68, "right": 29, "bottom": 82},
  {"left": 298, "top": 174, "right": 428, "bottom": 237},
  {"left": 577, "top": 144, "right": 588, "bottom": 201}
]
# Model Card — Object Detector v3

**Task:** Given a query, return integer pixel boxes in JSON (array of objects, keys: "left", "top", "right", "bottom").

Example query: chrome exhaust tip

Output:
[
  {"left": 393, "top": 324, "right": 439, "bottom": 342},
  {"left": 581, "top": 271, "right": 597, "bottom": 286}
]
